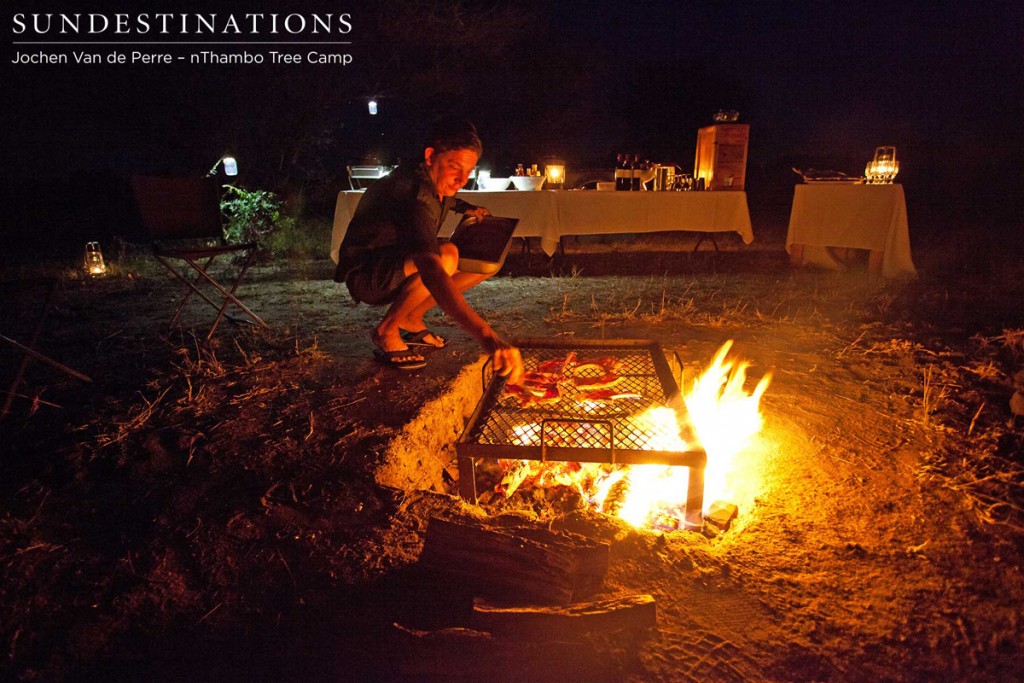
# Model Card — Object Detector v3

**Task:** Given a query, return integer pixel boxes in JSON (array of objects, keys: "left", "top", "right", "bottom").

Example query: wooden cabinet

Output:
[{"left": 694, "top": 124, "right": 749, "bottom": 191}]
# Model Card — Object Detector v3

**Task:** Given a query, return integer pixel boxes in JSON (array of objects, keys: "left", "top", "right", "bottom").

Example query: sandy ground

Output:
[{"left": 1, "top": 233, "right": 1023, "bottom": 681}]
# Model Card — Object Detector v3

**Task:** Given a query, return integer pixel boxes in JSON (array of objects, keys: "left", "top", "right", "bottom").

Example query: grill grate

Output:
[{"left": 457, "top": 339, "right": 707, "bottom": 528}]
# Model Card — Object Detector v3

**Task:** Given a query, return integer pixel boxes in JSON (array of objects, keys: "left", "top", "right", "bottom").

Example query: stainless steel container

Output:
[{"left": 654, "top": 165, "right": 676, "bottom": 191}]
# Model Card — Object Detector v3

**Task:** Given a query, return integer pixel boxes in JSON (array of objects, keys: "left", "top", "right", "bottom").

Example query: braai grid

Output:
[{"left": 457, "top": 339, "right": 707, "bottom": 528}]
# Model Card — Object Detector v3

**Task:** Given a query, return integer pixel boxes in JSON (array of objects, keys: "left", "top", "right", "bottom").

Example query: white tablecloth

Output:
[
  {"left": 785, "top": 184, "right": 916, "bottom": 278},
  {"left": 331, "top": 190, "right": 754, "bottom": 262}
]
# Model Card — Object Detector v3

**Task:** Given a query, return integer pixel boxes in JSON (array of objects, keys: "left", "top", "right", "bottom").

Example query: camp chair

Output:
[
  {"left": 130, "top": 176, "right": 268, "bottom": 340},
  {"left": 2, "top": 278, "right": 93, "bottom": 418}
]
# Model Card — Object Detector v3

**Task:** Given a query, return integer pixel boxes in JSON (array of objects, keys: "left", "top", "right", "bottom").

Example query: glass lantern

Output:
[
  {"left": 544, "top": 163, "right": 566, "bottom": 188},
  {"left": 84, "top": 242, "right": 107, "bottom": 276},
  {"left": 865, "top": 146, "right": 899, "bottom": 184}
]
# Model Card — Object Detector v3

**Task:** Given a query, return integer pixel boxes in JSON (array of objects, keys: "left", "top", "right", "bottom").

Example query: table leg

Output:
[
  {"left": 789, "top": 243, "right": 806, "bottom": 266},
  {"left": 868, "top": 250, "right": 883, "bottom": 276},
  {"left": 693, "top": 233, "right": 720, "bottom": 252}
]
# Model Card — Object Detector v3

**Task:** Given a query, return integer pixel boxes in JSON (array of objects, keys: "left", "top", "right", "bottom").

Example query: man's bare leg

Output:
[
  {"left": 372, "top": 276, "right": 433, "bottom": 354},
  {"left": 399, "top": 270, "right": 490, "bottom": 341},
  {"left": 373, "top": 244, "right": 460, "bottom": 353}
]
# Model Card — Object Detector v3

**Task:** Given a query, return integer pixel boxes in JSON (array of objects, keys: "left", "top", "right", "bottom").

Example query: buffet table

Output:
[
  {"left": 786, "top": 184, "right": 916, "bottom": 279},
  {"left": 331, "top": 190, "right": 754, "bottom": 262}
]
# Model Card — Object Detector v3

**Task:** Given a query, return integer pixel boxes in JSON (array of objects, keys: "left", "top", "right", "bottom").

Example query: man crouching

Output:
[{"left": 334, "top": 116, "right": 523, "bottom": 382}]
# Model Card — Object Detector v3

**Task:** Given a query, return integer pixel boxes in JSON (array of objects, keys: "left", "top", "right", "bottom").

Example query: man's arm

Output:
[
  {"left": 451, "top": 197, "right": 477, "bottom": 214},
  {"left": 411, "top": 252, "right": 521, "bottom": 381},
  {"left": 452, "top": 197, "right": 490, "bottom": 221}
]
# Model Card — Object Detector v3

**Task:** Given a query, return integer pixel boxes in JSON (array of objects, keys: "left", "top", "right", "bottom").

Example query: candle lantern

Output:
[
  {"left": 84, "top": 242, "right": 107, "bottom": 276},
  {"left": 544, "top": 163, "right": 565, "bottom": 188},
  {"left": 865, "top": 146, "right": 899, "bottom": 184}
]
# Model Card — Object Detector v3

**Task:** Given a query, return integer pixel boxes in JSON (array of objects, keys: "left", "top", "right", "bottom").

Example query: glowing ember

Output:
[{"left": 498, "top": 341, "right": 770, "bottom": 530}]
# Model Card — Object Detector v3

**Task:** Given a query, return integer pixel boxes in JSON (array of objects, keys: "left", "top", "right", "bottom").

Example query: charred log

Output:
[
  {"left": 418, "top": 517, "right": 609, "bottom": 604},
  {"left": 469, "top": 594, "right": 656, "bottom": 640}
]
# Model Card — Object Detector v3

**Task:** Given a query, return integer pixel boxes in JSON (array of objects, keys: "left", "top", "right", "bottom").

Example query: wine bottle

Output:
[
  {"left": 631, "top": 153, "right": 641, "bottom": 191},
  {"left": 614, "top": 153, "right": 627, "bottom": 191}
]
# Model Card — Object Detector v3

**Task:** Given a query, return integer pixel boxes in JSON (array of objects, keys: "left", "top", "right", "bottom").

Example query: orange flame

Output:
[
  {"left": 602, "top": 341, "right": 770, "bottom": 528},
  {"left": 683, "top": 340, "right": 771, "bottom": 510},
  {"left": 502, "top": 341, "right": 770, "bottom": 530}
]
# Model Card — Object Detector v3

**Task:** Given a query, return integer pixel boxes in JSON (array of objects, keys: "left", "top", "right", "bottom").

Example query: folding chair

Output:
[
  {"left": 130, "top": 176, "right": 268, "bottom": 340},
  {"left": 2, "top": 279, "right": 93, "bottom": 418}
]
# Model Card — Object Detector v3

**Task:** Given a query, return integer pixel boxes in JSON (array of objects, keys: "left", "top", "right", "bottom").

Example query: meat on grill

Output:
[
  {"left": 501, "top": 353, "right": 629, "bottom": 407},
  {"left": 575, "top": 389, "right": 642, "bottom": 402},
  {"left": 572, "top": 373, "right": 623, "bottom": 391}
]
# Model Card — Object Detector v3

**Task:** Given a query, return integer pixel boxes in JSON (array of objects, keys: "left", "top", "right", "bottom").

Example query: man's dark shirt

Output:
[{"left": 333, "top": 162, "right": 476, "bottom": 284}]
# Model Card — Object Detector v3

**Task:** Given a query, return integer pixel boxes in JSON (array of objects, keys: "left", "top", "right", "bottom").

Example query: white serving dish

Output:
[
  {"left": 478, "top": 177, "right": 511, "bottom": 191},
  {"left": 510, "top": 176, "right": 546, "bottom": 191}
]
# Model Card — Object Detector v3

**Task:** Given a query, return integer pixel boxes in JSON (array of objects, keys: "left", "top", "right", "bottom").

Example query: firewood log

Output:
[
  {"left": 418, "top": 517, "right": 609, "bottom": 604},
  {"left": 469, "top": 594, "right": 656, "bottom": 640}
]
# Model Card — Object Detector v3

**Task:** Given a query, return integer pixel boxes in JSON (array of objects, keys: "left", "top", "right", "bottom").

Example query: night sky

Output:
[{"left": 2, "top": 1, "right": 1022, "bottom": 245}]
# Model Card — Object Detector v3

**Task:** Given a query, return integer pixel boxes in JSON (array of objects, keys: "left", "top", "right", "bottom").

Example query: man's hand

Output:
[
  {"left": 480, "top": 332, "right": 523, "bottom": 385},
  {"left": 492, "top": 345, "right": 524, "bottom": 385},
  {"left": 464, "top": 206, "right": 491, "bottom": 221}
]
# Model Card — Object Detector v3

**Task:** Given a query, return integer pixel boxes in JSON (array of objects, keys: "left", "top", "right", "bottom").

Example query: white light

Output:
[
  {"left": 222, "top": 156, "right": 238, "bottom": 176},
  {"left": 368, "top": 100, "right": 378, "bottom": 115}
]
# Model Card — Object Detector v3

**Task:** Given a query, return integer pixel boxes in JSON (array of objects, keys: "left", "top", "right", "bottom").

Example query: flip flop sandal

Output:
[
  {"left": 400, "top": 329, "right": 448, "bottom": 348},
  {"left": 373, "top": 348, "right": 427, "bottom": 371}
]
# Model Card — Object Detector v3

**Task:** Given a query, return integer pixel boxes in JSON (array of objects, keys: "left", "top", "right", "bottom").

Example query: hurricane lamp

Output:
[
  {"left": 544, "top": 163, "right": 565, "bottom": 188},
  {"left": 84, "top": 242, "right": 107, "bottom": 276},
  {"left": 865, "top": 146, "right": 899, "bottom": 184}
]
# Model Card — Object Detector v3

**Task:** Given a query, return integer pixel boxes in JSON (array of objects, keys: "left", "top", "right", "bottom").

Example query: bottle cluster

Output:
[
  {"left": 613, "top": 153, "right": 649, "bottom": 191},
  {"left": 515, "top": 164, "right": 542, "bottom": 177}
]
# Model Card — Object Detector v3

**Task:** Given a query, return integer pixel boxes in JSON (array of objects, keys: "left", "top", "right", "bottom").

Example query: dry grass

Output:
[
  {"left": 992, "top": 329, "right": 1024, "bottom": 353},
  {"left": 912, "top": 327, "right": 1024, "bottom": 532},
  {"left": 95, "top": 385, "right": 173, "bottom": 448},
  {"left": 543, "top": 273, "right": 788, "bottom": 329},
  {"left": 920, "top": 366, "right": 949, "bottom": 426}
]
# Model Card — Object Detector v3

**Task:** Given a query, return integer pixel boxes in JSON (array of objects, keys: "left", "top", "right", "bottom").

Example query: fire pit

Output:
[{"left": 457, "top": 339, "right": 707, "bottom": 528}]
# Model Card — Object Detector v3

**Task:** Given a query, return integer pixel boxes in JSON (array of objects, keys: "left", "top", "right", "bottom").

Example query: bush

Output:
[
  {"left": 265, "top": 217, "right": 334, "bottom": 261},
  {"left": 220, "top": 185, "right": 295, "bottom": 250}
]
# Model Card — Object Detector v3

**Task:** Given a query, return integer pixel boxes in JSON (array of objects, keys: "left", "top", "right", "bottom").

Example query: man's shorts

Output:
[{"left": 346, "top": 248, "right": 408, "bottom": 305}]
